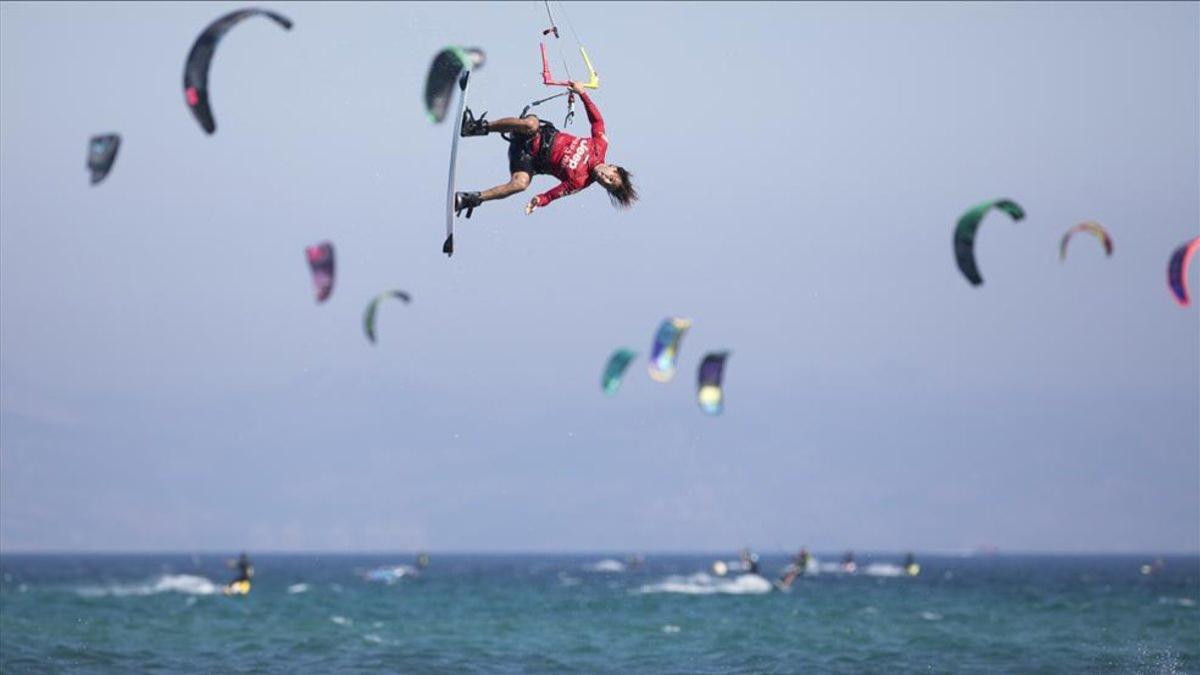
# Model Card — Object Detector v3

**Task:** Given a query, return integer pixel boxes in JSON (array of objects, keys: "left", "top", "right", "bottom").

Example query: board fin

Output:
[{"left": 442, "top": 234, "right": 454, "bottom": 256}]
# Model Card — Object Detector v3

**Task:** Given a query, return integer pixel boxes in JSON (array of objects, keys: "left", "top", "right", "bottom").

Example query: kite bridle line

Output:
[
  {"left": 533, "top": 0, "right": 599, "bottom": 125},
  {"left": 541, "top": 0, "right": 559, "bottom": 39},
  {"left": 545, "top": 0, "right": 597, "bottom": 87}
]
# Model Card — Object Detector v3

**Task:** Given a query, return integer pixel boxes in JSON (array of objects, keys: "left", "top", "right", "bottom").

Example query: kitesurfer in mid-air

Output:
[{"left": 454, "top": 81, "right": 637, "bottom": 217}]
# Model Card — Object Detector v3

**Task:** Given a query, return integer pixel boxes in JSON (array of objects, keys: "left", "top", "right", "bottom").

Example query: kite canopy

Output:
[
  {"left": 424, "top": 47, "right": 485, "bottom": 123},
  {"left": 697, "top": 352, "right": 730, "bottom": 415},
  {"left": 648, "top": 318, "right": 691, "bottom": 383},
  {"left": 183, "top": 8, "right": 293, "bottom": 135},
  {"left": 363, "top": 290, "right": 412, "bottom": 344},
  {"left": 1059, "top": 222, "right": 1113, "bottom": 261},
  {"left": 953, "top": 199, "right": 1026, "bottom": 286},
  {"left": 305, "top": 242, "right": 335, "bottom": 303},
  {"left": 87, "top": 134, "right": 120, "bottom": 185},
  {"left": 1167, "top": 236, "right": 1200, "bottom": 307},
  {"left": 601, "top": 348, "right": 636, "bottom": 395}
]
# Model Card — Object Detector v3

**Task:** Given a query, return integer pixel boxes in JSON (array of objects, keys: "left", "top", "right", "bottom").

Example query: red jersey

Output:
[{"left": 531, "top": 92, "right": 608, "bottom": 207}]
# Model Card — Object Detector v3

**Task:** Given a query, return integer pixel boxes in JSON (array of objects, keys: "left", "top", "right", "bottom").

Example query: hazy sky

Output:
[{"left": 1, "top": 2, "right": 1197, "bottom": 553}]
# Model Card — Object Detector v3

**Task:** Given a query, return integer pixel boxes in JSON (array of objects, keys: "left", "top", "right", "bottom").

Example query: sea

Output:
[{"left": 1, "top": 553, "right": 1196, "bottom": 673}]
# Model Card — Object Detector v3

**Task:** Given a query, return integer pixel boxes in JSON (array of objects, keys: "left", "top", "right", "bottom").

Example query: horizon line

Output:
[{"left": 2, "top": 548, "right": 1197, "bottom": 557}]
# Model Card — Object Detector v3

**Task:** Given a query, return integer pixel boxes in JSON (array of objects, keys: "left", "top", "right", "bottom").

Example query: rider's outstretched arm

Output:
[{"left": 532, "top": 182, "right": 572, "bottom": 209}]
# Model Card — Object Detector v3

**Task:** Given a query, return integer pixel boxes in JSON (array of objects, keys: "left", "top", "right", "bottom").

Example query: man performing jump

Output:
[{"left": 454, "top": 81, "right": 637, "bottom": 217}]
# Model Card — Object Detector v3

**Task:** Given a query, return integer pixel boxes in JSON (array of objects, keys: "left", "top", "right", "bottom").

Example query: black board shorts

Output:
[{"left": 508, "top": 120, "right": 558, "bottom": 175}]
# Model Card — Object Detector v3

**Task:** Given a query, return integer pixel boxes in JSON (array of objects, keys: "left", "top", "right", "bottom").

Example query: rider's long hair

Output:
[{"left": 606, "top": 166, "right": 638, "bottom": 209}]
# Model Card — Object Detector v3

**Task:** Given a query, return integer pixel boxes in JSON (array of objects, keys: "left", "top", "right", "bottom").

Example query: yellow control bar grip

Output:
[{"left": 578, "top": 47, "right": 600, "bottom": 89}]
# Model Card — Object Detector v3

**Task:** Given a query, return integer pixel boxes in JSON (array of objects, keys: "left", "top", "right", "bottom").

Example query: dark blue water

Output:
[{"left": 1, "top": 553, "right": 1196, "bottom": 673}]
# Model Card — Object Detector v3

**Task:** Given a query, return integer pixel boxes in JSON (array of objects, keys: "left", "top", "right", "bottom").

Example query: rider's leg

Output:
[
  {"left": 487, "top": 116, "right": 539, "bottom": 135},
  {"left": 480, "top": 172, "right": 532, "bottom": 202},
  {"left": 464, "top": 111, "right": 539, "bottom": 137}
]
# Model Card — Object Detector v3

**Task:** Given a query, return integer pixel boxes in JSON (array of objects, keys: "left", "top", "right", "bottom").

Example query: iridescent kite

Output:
[
  {"left": 697, "top": 351, "right": 730, "bottom": 415},
  {"left": 601, "top": 348, "right": 636, "bottom": 395},
  {"left": 953, "top": 199, "right": 1025, "bottom": 286},
  {"left": 305, "top": 242, "right": 334, "bottom": 303},
  {"left": 1167, "top": 236, "right": 1200, "bottom": 307},
  {"left": 87, "top": 134, "right": 120, "bottom": 185},
  {"left": 648, "top": 318, "right": 691, "bottom": 383},
  {"left": 1059, "top": 222, "right": 1113, "bottom": 261},
  {"left": 363, "top": 290, "right": 412, "bottom": 344}
]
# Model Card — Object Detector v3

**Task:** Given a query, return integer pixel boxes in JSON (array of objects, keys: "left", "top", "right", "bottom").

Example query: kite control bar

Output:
[{"left": 540, "top": 43, "right": 599, "bottom": 89}]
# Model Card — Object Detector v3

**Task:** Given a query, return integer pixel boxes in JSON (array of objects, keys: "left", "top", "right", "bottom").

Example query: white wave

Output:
[
  {"left": 363, "top": 633, "right": 385, "bottom": 644},
  {"left": 77, "top": 574, "right": 219, "bottom": 598},
  {"left": 1158, "top": 597, "right": 1197, "bottom": 608},
  {"left": 638, "top": 572, "right": 772, "bottom": 595},
  {"left": 287, "top": 583, "right": 310, "bottom": 594},
  {"left": 920, "top": 611, "right": 943, "bottom": 621},
  {"left": 662, "top": 624, "right": 682, "bottom": 634},
  {"left": 584, "top": 559, "right": 627, "bottom": 573},
  {"left": 364, "top": 565, "right": 416, "bottom": 584},
  {"left": 863, "top": 563, "right": 905, "bottom": 578},
  {"left": 330, "top": 615, "right": 352, "bottom": 626},
  {"left": 1132, "top": 644, "right": 1185, "bottom": 673}
]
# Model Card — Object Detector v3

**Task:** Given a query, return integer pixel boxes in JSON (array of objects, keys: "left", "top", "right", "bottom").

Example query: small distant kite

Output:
[
  {"left": 601, "top": 348, "right": 636, "bottom": 395},
  {"left": 183, "top": 8, "right": 293, "bottom": 135},
  {"left": 697, "top": 352, "right": 730, "bottom": 415},
  {"left": 649, "top": 318, "right": 691, "bottom": 383},
  {"left": 87, "top": 134, "right": 120, "bottom": 185},
  {"left": 363, "top": 290, "right": 412, "bottom": 344},
  {"left": 305, "top": 242, "right": 334, "bottom": 303},
  {"left": 953, "top": 199, "right": 1025, "bottom": 286},
  {"left": 1059, "top": 222, "right": 1113, "bottom": 261},
  {"left": 1167, "top": 236, "right": 1199, "bottom": 307},
  {"left": 424, "top": 47, "right": 486, "bottom": 123}
]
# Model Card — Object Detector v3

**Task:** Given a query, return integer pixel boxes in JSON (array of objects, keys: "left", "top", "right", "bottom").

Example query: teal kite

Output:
[
  {"left": 363, "top": 291, "right": 412, "bottom": 344},
  {"left": 601, "top": 348, "right": 636, "bottom": 395},
  {"left": 953, "top": 199, "right": 1025, "bottom": 286}
]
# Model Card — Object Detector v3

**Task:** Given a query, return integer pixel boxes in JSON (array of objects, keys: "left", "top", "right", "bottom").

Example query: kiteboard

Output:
[
  {"left": 223, "top": 580, "right": 251, "bottom": 596},
  {"left": 443, "top": 69, "right": 471, "bottom": 257}
]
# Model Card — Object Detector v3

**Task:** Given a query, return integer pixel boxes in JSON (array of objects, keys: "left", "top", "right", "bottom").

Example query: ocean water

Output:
[{"left": 1, "top": 553, "right": 1196, "bottom": 673}]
